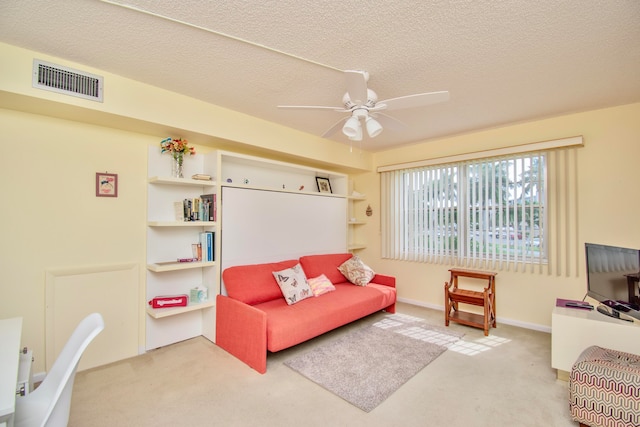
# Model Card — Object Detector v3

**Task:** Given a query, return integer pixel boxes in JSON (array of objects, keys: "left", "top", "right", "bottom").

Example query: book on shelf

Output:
[
  {"left": 174, "top": 201, "right": 184, "bottom": 221},
  {"left": 176, "top": 196, "right": 216, "bottom": 222},
  {"left": 200, "top": 193, "right": 217, "bottom": 221},
  {"left": 199, "top": 231, "right": 215, "bottom": 261},
  {"left": 182, "top": 197, "right": 211, "bottom": 221},
  {"left": 191, "top": 173, "right": 212, "bottom": 181}
]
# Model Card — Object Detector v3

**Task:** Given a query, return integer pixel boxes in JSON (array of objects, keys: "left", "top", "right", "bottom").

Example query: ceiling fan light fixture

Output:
[
  {"left": 349, "top": 121, "right": 363, "bottom": 141},
  {"left": 365, "top": 116, "right": 383, "bottom": 138},
  {"left": 342, "top": 116, "right": 361, "bottom": 139}
]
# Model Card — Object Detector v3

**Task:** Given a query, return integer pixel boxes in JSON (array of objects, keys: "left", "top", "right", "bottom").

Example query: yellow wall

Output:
[
  {"left": 0, "top": 42, "right": 372, "bottom": 173},
  {"left": 0, "top": 42, "right": 371, "bottom": 372},
  {"left": 355, "top": 102, "right": 640, "bottom": 329},
  {"left": 0, "top": 109, "right": 149, "bottom": 371}
]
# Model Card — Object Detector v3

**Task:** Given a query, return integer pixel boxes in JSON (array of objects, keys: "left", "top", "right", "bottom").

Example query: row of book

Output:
[
  {"left": 198, "top": 231, "right": 215, "bottom": 262},
  {"left": 174, "top": 194, "right": 217, "bottom": 222}
]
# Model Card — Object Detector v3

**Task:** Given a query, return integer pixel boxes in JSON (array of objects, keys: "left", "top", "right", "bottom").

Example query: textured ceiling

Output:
[{"left": 1, "top": 0, "right": 639, "bottom": 151}]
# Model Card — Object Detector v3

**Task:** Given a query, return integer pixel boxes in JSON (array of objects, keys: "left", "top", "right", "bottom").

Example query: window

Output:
[
  {"left": 380, "top": 141, "right": 581, "bottom": 276},
  {"left": 382, "top": 152, "right": 545, "bottom": 266}
]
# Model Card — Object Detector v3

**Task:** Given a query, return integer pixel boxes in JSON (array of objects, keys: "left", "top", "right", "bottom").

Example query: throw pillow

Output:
[
  {"left": 307, "top": 274, "right": 336, "bottom": 296},
  {"left": 272, "top": 263, "right": 313, "bottom": 305},
  {"left": 338, "top": 255, "right": 375, "bottom": 286}
]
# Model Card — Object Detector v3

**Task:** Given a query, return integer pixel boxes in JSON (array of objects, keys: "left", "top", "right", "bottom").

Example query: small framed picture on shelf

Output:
[
  {"left": 316, "top": 177, "right": 332, "bottom": 194},
  {"left": 96, "top": 172, "right": 118, "bottom": 197}
]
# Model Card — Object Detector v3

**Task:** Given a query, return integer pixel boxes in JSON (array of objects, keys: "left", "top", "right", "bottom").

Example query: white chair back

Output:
[{"left": 14, "top": 313, "right": 104, "bottom": 427}]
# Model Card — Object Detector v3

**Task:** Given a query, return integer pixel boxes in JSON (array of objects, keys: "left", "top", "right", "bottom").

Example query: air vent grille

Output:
[{"left": 33, "top": 59, "right": 103, "bottom": 102}]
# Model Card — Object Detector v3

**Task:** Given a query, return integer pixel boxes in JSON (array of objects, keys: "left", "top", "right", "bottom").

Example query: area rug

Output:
[{"left": 284, "top": 313, "right": 464, "bottom": 412}]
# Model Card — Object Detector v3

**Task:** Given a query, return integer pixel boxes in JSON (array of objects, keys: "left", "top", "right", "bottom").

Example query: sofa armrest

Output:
[
  {"left": 370, "top": 273, "right": 397, "bottom": 313},
  {"left": 371, "top": 273, "right": 396, "bottom": 288},
  {"left": 216, "top": 295, "right": 268, "bottom": 374}
]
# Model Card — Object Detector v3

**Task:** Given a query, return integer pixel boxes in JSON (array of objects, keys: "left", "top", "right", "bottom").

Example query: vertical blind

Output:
[{"left": 381, "top": 147, "right": 579, "bottom": 276}]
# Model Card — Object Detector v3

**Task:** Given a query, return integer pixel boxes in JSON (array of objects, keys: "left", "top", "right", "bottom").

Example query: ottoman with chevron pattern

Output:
[{"left": 569, "top": 345, "right": 640, "bottom": 427}]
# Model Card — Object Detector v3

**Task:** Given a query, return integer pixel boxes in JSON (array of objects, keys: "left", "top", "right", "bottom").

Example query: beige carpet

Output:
[
  {"left": 69, "top": 303, "right": 577, "bottom": 427},
  {"left": 285, "top": 313, "right": 464, "bottom": 411}
]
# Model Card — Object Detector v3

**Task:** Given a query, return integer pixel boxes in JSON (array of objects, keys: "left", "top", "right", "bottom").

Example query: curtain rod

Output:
[{"left": 377, "top": 136, "right": 584, "bottom": 172}]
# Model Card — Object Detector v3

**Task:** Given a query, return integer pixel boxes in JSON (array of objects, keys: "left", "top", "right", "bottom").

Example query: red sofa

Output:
[{"left": 216, "top": 253, "right": 397, "bottom": 373}]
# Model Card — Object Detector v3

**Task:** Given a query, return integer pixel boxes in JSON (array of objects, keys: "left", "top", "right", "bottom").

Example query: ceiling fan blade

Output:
[
  {"left": 278, "top": 105, "right": 349, "bottom": 112},
  {"left": 371, "top": 112, "right": 407, "bottom": 132},
  {"left": 344, "top": 70, "right": 368, "bottom": 105},
  {"left": 376, "top": 91, "right": 450, "bottom": 111},
  {"left": 322, "top": 116, "right": 349, "bottom": 138}
]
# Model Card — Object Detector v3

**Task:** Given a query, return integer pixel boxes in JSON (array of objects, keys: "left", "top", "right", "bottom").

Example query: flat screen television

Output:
[{"left": 585, "top": 242, "right": 640, "bottom": 321}]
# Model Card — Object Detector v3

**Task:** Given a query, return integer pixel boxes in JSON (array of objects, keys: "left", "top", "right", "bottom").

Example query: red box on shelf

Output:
[{"left": 149, "top": 295, "right": 188, "bottom": 309}]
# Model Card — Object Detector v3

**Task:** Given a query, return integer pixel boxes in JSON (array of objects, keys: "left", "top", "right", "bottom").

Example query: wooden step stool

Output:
[{"left": 444, "top": 268, "right": 497, "bottom": 336}]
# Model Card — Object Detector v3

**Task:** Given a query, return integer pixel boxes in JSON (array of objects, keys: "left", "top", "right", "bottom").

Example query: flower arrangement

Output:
[
  {"left": 160, "top": 137, "right": 196, "bottom": 159},
  {"left": 161, "top": 137, "right": 195, "bottom": 178}
]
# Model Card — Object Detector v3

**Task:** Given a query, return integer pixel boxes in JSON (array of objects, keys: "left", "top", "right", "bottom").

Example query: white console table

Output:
[{"left": 551, "top": 306, "right": 640, "bottom": 380}]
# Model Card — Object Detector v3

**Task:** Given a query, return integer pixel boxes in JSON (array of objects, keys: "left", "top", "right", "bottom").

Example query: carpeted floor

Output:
[
  {"left": 285, "top": 313, "right": 464, "bottom": 411},
  {"left": 69, "top": 303, "right": 577, "bottom": 426}
]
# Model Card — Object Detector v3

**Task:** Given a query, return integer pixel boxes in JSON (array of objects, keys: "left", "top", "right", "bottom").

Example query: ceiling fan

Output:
[{"left": 278, "top": 70, "right": 449, "bottom": 141}]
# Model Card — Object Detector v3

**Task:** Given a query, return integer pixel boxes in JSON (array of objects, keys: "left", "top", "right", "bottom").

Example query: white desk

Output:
[
  {"left": 0, "top": 317, "right": 22, "bottom": 427},
  {"left": 551, "top": 306, "right": 640, "bottom": 379}
]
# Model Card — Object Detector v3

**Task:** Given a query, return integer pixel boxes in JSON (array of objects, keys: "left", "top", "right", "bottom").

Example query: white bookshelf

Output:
[
  {"left": 145, "top": 147, "right": 353, "bottom": 350},
  {"left": 145, "top": 147, "right": 218, "bottom": 350},
  {"left": 347, "top": 193, "right": 367, "bottom": 251},
  {"left": 218, "top": 151, "right": 348, "bottom": 196}
]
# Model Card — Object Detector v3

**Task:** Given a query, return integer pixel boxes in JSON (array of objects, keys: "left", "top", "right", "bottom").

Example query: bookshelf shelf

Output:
[
  {"left": 221, "top": 182, "right": 346, "bottom": 198},
  {"left": 146, "top": 300, "right": 215, "bottom": 319},
  {"left": 148, "top": 176, "right": 216, "bottom": 187},
  {"left": 147, "top": 261, "right": 216, "bottom": 273},
  {"left": 148, "top": 221, "right": 216, "bottom": 227}
]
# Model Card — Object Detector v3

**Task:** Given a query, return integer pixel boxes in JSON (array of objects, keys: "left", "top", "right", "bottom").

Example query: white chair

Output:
[{"left": 14, "top": 313, "right": 104, "bottom": 427}]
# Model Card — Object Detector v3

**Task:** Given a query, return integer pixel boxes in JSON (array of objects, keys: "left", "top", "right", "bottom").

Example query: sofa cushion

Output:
[
  {"left": 223, "top": 260, "right": 298, "bottom": 305},
  {"left": 338, "top": 255, "right": 375, "bottom": 286},
  {"left": 272, "top": 264, "right": 313, "bottom": 305},
  {"left": 307, "top": 274, "right": 336, "bottom": 296},
  {"left": 299, "top": 253, "right": 353, "bottom": 284},
  {"left": 256, "top": 283, "right": 396, "bottom": 352}
]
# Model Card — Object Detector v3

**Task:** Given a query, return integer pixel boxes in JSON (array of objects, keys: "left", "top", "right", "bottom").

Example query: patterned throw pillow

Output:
[
  {"left": 307, "top": 274, "right": 336, "bottom": 296},
  {"left": 272, "top": 263, "right": 313, "bottom": 305},
  {"left": 338, "top": 255, "right": 375, "bottom": 286}
]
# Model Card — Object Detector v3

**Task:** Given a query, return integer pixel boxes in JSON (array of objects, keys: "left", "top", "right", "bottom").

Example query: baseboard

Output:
[
  {"left": 556, "top": 369, "right": 570, "bottom": 381},
  {"left": 397, "top": 297, "right": 552, "bottom": 334}
]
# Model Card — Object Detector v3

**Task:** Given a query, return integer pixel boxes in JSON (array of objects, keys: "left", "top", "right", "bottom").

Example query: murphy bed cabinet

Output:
[{"left": 145, "top": 148, "right": 355, "bottom": 350}]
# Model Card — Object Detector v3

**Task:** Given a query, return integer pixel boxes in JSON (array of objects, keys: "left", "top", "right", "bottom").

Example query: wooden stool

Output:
[{"left": 444, "top": 268, "right": 497, "bottom": 336}]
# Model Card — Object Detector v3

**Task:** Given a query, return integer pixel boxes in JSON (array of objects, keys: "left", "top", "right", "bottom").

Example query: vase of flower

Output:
[
  {"left": 160, "top": 137, "right": 195, "bottom": 178},
  {"left": 171, "top": 153, "right": 184, "bottom": 178}
]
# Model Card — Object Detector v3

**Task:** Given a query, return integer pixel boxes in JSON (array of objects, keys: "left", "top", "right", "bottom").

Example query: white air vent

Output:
[{"left": 32, "top": 59, "right": 103, "bottom": 102}]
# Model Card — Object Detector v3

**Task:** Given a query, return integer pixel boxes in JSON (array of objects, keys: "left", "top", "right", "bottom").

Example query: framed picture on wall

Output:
[
  {"left": 316, "top": 177, "right": 332, "bottom": 194},
  {"left": 96, "top": 172, "right": 118, "bottom": 197}
]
